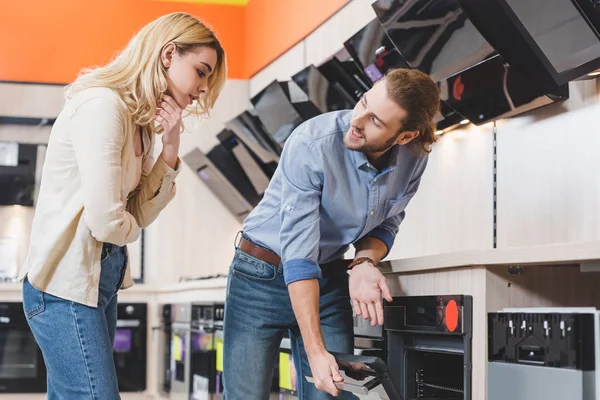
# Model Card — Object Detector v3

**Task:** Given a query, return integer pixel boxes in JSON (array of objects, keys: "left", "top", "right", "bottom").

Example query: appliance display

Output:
[
  {"left": 488, "top": 307, "right": 599, "bottom": 400},
  {"left": 0, "top": 302, "right": 46, "bottom": 393},
  {"left": 183, "top": 148, "right": 253, "bottom": 223},
  {"left": 213, "top": 303, "right": 225, "bottom": 398},
  {"left": 0, "top": 142, "right": 38, "bottom": 206},
  {"left": 344, "top": 19, "right": 411, "bottom": 84},
  {"left": 372, "top": 0, "right": 496, "bottom": 83},
  {"left": 216, "top": 129, "right": 274, "bottom": 192},
  {"left": 439, "top": 54, "right": 569, "bottom": 125},
  {"left": 113, "top": 302, "right": 147, "bottom": 392},
  {"left": 292, "top": 65, "right": 355, "bottom": 113},
  {"left": 251, "top": 81, "right": 306, "bottom": 149},
  {"left": 318, "top": 56, "right": 370, "bottom": 104},
  {"left": 332, "top": 295, "right": 473, "bottom": 400},
  {"left": 206, "top": 143, "right": 262, "bottom": 208},
  {"left": 190, "top": 303, "right": 217, "bottom": 400},
  {"left": 279, "top": 335, "right": 296, "bottom": 398},
  {"left": 170, "top": 303, "right": 192, "bottom": 400},
  {"left": 458, "top": 0, "right": 600, "bottom": 92},
  {"left": 225, "top": 111, "right": 281, "bottom": 162}
]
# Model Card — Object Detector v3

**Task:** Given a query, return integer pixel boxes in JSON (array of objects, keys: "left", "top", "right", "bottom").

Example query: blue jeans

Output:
[
  {"left": 223, "top": 245, "right": 356, "bottom": 400},
  {"left": 23, "top": 243, "right": 127, "bottom": 400}
]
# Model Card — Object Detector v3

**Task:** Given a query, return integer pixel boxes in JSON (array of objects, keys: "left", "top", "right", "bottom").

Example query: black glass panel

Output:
[{"left": 372, "top": 0, "right": 495, "bottom": 82}]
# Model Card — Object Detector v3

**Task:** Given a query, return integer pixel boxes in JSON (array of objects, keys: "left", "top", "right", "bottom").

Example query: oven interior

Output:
[{"left": 405, "top": 350, "right": 464, "bottom": 400}]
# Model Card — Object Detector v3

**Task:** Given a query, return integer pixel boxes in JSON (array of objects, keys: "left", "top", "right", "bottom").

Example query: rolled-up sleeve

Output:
[
  {"left": 127, "top": 140, "right": 181, "bottom": 228},
  {"left": 366, "top": 155, "right": 429, "bottom": 258},
  {"left": 279, "top": 134, "right": 324, "bottom": 285}
]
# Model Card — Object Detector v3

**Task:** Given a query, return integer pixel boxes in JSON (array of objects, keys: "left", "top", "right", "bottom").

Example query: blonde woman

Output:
[{"left": 18, "top": 12, "right": 226, "bottom": 398}]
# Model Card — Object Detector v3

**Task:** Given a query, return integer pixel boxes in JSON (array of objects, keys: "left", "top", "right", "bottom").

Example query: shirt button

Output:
[
  {"left": 373, "top": 178, "right": 378, "bottom": 183},
  {"left": 370, "top": 210, "right": 374, "bottom": 216}
]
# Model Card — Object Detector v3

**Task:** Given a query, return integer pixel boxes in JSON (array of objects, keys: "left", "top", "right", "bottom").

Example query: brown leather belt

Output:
[{"left": 239, "top": 237, "right": 351, "bottom": 275}]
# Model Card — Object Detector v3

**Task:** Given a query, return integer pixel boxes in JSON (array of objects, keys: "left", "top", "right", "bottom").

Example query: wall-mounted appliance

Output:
[
  {"left": 216, "top": 129, "right": 273, "bottom": 194},
  {"left": 183, "top": 148, "right": 253, "bottom": 223},
  {"left": 372, "top": 0, "right": 570, "bottom": 125},
  {"left": 344, "top": 17, "right": 468, "bottom": 132},
  {"left": 113, "top": 302, "right": 147, "bottom": 392},
  {"left": 439, "top": 54, "right": 569, "bottom": 125},
  {"left": 206, "top": 142, "right": 262, "bottom": 208},
  {"left": 225, "top": 111, "right": 281, "bottom": 161},
  {"left": 344, "top": 19, "right": 411, "bottom": 84},
  {"left": 458, "top": 0, "right": 600, "bottom": 92},
  {"left": 292, "top": 65, "right": 356, "bottom": 113},
  {"left": 0, "top": 302, "right": 46, "bottom": 393},
  {"left": 332, "top": 295, "right": 473, "bottom": 400},
  {"left": 0, "top": 142, "right": 38, "bottom": 206},
  {"left": 250, "top": 81, "right": 306, "bottom": 149},
  {"left": 489, "top": 307, "right": 600, "bottom": 400},
  {"left": 318, "top": 55, "right": 370, "bottom": 104}
]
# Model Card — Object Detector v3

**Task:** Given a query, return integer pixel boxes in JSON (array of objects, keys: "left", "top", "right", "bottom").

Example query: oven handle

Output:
[{"left": 305, "top": 376, "right": 369, "bottom": 395}]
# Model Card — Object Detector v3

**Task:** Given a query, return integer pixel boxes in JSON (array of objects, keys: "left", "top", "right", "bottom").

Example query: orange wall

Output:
[
  {"left": 244, "top": 0, "right": 349, "bottom": 77},
  {"left": 0, "top": 0, "right": 348, "bottom": 83},
  {"left": 0, "top": 0, "right": 245, "bottom": 83}
]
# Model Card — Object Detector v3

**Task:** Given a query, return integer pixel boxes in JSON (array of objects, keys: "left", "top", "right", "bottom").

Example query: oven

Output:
[
  {"left": 113, "top": 302, "right": 147, "bottom": 392},
  {"left": 190, "top": 303, "right": 217, "bottom": 400},
  {"left": 157, "top": 304, "right": 173, "bottom": 394},
  {"left": 0, "top": 302, "right": 46, "bottom": 393},
  {"left": 171, "top": 303, "right": 192, "bottom": 400},
  {"left": 213, "top": 303, "right": 225, "bottom": 398},
  {"left": 330, "top": 295, "right": 473, "bottom": 400}
]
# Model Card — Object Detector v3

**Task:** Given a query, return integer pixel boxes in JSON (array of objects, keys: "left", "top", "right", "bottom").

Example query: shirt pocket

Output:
[{"left": 384, "top": 195, "right": 412, "bottom": 219}]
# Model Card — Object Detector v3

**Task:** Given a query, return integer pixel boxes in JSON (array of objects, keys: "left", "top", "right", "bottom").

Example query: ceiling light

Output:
[
  {"left": 460, "top": 119, "right": 470, "bottom": 125},
  {"left": 435, "top": 130, "right": 443, "bottom": 136},
  {"left": 588, "top": 70, "right": 600, "bottom": 77}
]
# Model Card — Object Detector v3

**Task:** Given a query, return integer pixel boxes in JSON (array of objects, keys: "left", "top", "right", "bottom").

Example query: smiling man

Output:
[{"left": 223, "top": 68, "right": 441, "bottom": 399}]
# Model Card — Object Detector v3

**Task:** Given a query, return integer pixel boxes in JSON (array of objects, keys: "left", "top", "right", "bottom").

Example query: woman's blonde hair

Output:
[{"left": 65, "top": 12, "right": 227, "bottom": 133}]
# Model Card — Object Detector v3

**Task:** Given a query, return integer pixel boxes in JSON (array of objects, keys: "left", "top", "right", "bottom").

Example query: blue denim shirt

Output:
[{"left": 242, "top": 110, "right": 428, "bottom": 285}]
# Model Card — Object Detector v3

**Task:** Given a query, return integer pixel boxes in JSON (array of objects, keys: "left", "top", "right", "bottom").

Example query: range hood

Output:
[
  {"left": 371, "top": 0, "right": 570, "bottom": 125},
  {"left": 458, "top": 0, "right": 600, "bottom": 92}
]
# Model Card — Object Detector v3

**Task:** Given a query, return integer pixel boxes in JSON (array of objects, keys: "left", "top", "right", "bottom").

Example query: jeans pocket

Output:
[
  {"left": 231, "top": 251, "right": 278, "bottom": 282},
  {"left": 22, "top": 279, "right": 45, "bottom": 319},
  {"left": 100, "top": 243, "right": 114, "bottom": 263}
]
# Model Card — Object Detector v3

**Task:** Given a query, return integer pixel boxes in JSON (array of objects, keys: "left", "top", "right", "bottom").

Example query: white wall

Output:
[
  {"left": 389, "top": 123, "right": 495, "bottom": 259},
  {"left": 496, "top": 79, "right": 600, "bottom": 248},
  {"left": 144, "top": 79, "right": 251, "bottom": 284}
]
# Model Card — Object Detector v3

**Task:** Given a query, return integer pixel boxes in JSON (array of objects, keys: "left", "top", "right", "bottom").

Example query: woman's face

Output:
[{"left": 162, "top": 44, "right": 218, "bottom": 109}]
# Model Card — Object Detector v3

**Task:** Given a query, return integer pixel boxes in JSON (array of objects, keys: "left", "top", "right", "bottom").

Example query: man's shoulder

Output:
[{"left": 290, "top": 110, "right": 352, "bottom": 149}]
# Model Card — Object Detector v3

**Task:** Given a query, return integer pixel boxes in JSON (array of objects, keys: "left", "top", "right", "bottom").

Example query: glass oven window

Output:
[
  {"left": 405, "top": 350, "right": 463, "bottom": 399},
  {"left": 0, "top": 331, "right": 38, "bottom": 379}
]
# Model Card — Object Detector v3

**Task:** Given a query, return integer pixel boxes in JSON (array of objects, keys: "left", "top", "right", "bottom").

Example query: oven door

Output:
[
  {"left": 190, "top": 327, "right": 216, "bottom": 400},
  {"left": 0, "top": 303, "right": 46, "bottom": 393},
  {"left": 113, "top": 320, "right": 147, "bottom": 392},
  {"left": 306, "top": 353, "right": 401, "bottom": 400}
]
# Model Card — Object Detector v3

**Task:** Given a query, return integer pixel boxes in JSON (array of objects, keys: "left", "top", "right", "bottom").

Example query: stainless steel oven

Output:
[
  {"left": 171, "top": 303, "right": 192, "bottom": 400},
  {"left": 0, "top": 302, "right": 46, "bottom": 393},
  {"left": 329, "top": 295, "right": 473, "bottom": 400}
]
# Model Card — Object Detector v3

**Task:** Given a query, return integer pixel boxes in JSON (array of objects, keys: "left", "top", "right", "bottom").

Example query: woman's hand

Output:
[
  {"left": 156, "top": 95, "right": 182, "bottom": 146},
  {"left": 156, "top": 95, "right": 182, "bottom": 169}
]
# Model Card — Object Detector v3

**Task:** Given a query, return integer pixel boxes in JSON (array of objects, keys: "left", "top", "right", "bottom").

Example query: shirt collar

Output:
[{"left": 351, "top": 143, "right": 402, "bottom": 172}]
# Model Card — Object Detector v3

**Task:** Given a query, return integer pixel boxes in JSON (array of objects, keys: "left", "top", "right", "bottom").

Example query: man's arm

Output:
[
  {"left": 277, "top": 134, "right": 341, "bottom": 396},
  {"left": 350, "top": 155, "right": 429, "bottom": 325}
]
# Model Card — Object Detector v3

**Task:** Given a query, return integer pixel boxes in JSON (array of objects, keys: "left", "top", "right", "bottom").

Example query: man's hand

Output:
[
  {"left": 349, "top": 261, "right": 393, "bottom": 326},
  {"left": 307, "top": 350, "right": 344, "bottom": 397}
]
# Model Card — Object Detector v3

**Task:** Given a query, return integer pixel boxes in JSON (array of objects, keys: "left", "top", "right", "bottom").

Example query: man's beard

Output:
[{"left": 344, "top": 130, "right": 401, "bottom": 153}]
